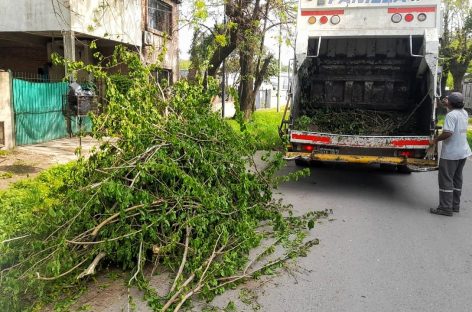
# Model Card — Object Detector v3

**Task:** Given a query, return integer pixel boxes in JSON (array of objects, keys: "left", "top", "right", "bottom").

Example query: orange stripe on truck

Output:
[
  {"left": 391, "top": 139, "right": 430, "bottom": 147},
  {"left": 301, "top": 10, "right": 344, "bottom": 16},
  {"left": 291, "top": 133, "right": 332, "bottom": 144},
  {"left": 388, "top": 7, "right": 436, "bottom": 13}
]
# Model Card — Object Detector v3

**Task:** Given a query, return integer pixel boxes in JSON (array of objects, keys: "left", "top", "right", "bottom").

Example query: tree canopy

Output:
[
  {"left": 185, "top": 0, "right": 296, "bottom": 118},
  {"left": 440, "top": 0, "right": 472, "bottom": 92}
]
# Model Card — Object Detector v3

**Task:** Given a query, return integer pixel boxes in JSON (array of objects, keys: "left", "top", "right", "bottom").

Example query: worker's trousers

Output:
[{"left": 438, "top": 158, "right": 467, "bottom": 211}]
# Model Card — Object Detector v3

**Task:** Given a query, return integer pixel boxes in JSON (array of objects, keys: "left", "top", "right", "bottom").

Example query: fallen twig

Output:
[
  {"left": 77, "top": 252, "right": 107, "bottom": 279},
  {"left": 91, "top": 200, "right": 163, "bottom": 238},
  {"left": 169, "top": 225, "right": 191, "bottom": 293},
  {"left": 36, "top": 257, "right": 89, "bottom": 281},
  {"left": 1, "top": 234, "right": 31, "bottom": 244},
  {"left": 128, "top": 240, "right": 143, "bottom": 285}
]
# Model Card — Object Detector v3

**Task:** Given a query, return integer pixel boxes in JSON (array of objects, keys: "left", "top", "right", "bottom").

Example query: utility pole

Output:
[
  {"left": 277, "top": 24, "right": 282, "bottom": 113},
  {"left": 221, "top": 5, "right": 226, "bottom": 118}
]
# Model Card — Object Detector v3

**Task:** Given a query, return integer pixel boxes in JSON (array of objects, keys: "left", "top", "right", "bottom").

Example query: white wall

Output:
[
  {"left": 70, "top": 0, "right": 142, "bottom": 46},
  {"left": 0, "top": 0, "right": 71, "bottom": 31},
  {"left": 0, "top": 0, "right": 142, "bottom": 46}
]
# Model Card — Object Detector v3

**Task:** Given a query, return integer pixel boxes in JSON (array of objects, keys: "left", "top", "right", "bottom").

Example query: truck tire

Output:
[
  {"left": 295, "top": 159, "right": 324, "bottom": 167},
  {"left": 379, "top": 164, "right": 397, "bottom": 172},
  {"left": 397, "top": 165, "right": 412, "bottom": 174}
]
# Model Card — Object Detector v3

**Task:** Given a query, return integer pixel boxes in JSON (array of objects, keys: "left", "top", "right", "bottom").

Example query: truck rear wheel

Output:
[
  {"left": 379, "top": 164, "right": 397, "bottom": 172},
  {"left": 295, "top": 159, "right": 324, "bottom": 167},
  {"left": 380, "top": 164, "right": 411, "bottom": 174},
  {"left": 397, "top": 165, "right": 412, "bottom": 174}
]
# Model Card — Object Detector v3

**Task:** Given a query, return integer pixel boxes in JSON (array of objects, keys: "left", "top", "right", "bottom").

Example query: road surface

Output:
[{"left": 250, "top": 161, "right": 472, "bottom": 312}]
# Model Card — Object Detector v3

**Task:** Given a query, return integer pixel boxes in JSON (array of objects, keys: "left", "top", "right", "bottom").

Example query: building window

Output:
[{"left": 148, "top": 0, "right": 172, "bottom": 34}]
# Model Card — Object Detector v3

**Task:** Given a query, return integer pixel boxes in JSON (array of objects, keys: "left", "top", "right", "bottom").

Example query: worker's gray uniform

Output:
[{"left": 438, "top": 109, "right": 472, "bottom": 212}]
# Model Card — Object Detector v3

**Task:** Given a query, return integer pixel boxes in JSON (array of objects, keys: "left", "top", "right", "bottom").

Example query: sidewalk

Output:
[{"left": 0, "top": 136, "right": 97, "bottom": 190}]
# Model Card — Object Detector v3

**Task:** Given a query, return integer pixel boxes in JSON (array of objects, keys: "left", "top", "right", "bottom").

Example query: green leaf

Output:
[{"left": 307, "top": 219, "right": 315, "bottom": 230}]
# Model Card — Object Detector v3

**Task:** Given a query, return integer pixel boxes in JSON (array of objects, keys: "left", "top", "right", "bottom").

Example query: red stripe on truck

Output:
[
  {"left": 301, "top": 10, "right": 345, "bottom": 16},
  {"left": 292, "top": 133, "right": 332, "bottom": 144},
  {"left": 388, "top": 7, "right": 436, "bottom": 13},
  {"left": 391, "top": 139, "right": 430, "bottom": 147}
]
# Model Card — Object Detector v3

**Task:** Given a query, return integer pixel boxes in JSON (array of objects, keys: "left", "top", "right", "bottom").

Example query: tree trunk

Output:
[
  {"left": 440, "top": 65, "right": 449, "bottom": 97},
  {"left": 450, "top": 61, "right": 468, "bottom": 92},
  {"left": 239, "top": 50, "right": 256, "bottom": 119}
]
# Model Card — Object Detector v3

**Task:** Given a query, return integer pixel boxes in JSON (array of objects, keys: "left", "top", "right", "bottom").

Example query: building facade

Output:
[{"left": 0, "top": 0, "right": 179, "bottom": 82}]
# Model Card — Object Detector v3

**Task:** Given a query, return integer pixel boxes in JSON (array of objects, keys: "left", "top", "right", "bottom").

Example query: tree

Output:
[
  {"left": 441, "top": 0, "right": 472, "bottom": 92},
  {"left": 187, "top": 0, "right": 296, "bottom": 119}
]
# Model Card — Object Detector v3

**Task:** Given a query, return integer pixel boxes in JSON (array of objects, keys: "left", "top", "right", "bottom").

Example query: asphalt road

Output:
[{"left": 255, "top": 160, "right": 472, "bottom": 312}]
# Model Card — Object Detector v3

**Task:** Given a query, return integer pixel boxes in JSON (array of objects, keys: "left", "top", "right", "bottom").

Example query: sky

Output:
[{"left": 178, "top": 1, "right": 295, "bottom": 66}]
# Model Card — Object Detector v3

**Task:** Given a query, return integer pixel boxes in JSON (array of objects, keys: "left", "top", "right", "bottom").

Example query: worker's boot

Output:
[
  {"left": 430, "top": 207, "right": 453, "bottom": 217},
  {"left": 453, "top": 206, "right": 460, "bottom": 213}
]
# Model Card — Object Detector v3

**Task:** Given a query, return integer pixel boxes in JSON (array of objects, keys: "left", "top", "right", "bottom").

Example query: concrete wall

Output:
[
  {"left": 70, "top": 0, "right": 142, "bottom": 46},
  {"left": 0, "top": 0, "right": 71, "bottom": 31},
  {"left": 0, "top": 0, "right": 141, "bottom": 46},
  {"left": 0, "top": 71, "right": 15, "bottom": 149}
]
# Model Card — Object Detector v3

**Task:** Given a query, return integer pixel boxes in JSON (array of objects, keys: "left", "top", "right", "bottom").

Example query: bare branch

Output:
[
  {"left": 77, "top": 252, "right": 107, "bottom": 279},
  {"left": 36, "top": 257, "right": 89, "bottom": 281},
  {"left": 169, "top": 226, "right": 191, "bottom": 293}
]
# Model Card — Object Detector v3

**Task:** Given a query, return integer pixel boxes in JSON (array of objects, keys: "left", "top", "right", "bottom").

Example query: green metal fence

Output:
[{"left": 13, "top": 79, "right": 92, "bottom": 145}]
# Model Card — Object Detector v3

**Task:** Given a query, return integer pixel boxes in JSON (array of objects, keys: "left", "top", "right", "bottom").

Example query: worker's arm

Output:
[{"left": 432, "top": 131, "right": 453, "bottom": 145}]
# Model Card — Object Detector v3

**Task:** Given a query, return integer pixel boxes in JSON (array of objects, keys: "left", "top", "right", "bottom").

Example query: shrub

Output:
[{"left": 0, "top": 47, "right": 318, "bottom": 311}]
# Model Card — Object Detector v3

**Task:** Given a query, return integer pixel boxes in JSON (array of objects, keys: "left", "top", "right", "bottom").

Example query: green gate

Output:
[{"left": 13, "top": 79, "right": 91, "bottom": 145}]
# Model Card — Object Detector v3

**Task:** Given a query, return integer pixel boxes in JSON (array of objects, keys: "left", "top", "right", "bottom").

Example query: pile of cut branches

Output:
[
  {"left": 0, "top": 47, "right": 321, "bottom": 311},
  {"left": 295, "top": 108, "right": 417, "bottom": 135}
]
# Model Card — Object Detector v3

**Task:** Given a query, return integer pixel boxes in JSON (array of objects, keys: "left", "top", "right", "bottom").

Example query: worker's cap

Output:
[{"left": 447, "top": 92, "right": 464, "bottom": 104}]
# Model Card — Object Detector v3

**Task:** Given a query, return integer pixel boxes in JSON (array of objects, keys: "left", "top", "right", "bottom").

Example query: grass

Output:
[
  {"left": 228, "top": 108, "right": 285, "bottom": 150},
  {"left": 0, "top": 150, "right": 12, "bottom": 157},
  {"left": 0, "top": 165, "right": 71, "bottom": 243},
  {"left": 0, "top": 164, "right": 79, "bottom": 310},
  {"left": 0, "top": 172, "right": 13, "bottom": 179},
  {"left": 437, "top": 114, "right": 445, "bottom": 126}
]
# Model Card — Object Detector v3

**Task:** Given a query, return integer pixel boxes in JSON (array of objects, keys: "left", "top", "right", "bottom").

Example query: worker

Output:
[{"left": 430, "top": 92, "right": 472, "bottom": 216}]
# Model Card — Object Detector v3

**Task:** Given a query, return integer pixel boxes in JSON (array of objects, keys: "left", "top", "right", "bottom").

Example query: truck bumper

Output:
[{"left": 285, "top": 152, "right": 438, "bottom": 171}]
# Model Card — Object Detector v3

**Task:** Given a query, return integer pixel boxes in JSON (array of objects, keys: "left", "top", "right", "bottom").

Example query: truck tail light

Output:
[
  {"left": 417, "top": 13, "right": 427, "bottom": 22},
  {"left": 399, "top": 151, "right": 413, "bottom": 158},
  {"left": 302, "top": 145, "right": 314, "bottom": 152},
  {"left": 391, "top": 13, "right": 402, "bottom": 23},
  {"left": 330, "top": 15, "right": 341, "bottom": 25},
  {"left": 320, "top": 16, "right": 328, "bottom": 24},
  {"left": 405, "top": 14, "right": 414, "bottom": 22},
  {"left": 308, "top": 16, "right": 317, "bottom": 24}
]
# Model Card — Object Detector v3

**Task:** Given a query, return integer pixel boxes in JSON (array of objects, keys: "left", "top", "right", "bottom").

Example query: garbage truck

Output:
[{"left": 280, "top": 0, "right": 442, "bottom": 172}]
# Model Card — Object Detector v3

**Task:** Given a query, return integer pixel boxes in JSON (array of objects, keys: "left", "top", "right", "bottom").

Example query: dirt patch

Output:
[
  {"left": 0, "top": 162, "right": 40, "bottom": 175},
  {"left": 0, "top": 136, "right": 97, "bottom": 190},
  {"left": 55, "top": 266, "right": 173, "bottom": 312}
]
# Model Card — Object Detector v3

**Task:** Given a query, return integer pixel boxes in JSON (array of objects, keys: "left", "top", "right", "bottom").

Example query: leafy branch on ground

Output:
[{"left": 0, "top": 46, "right": 322, "bottom": 311}]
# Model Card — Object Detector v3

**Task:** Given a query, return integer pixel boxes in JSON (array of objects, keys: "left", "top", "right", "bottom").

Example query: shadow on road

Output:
[{"left": 279, "top": 161, "right": 434, "bottom": 210}]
